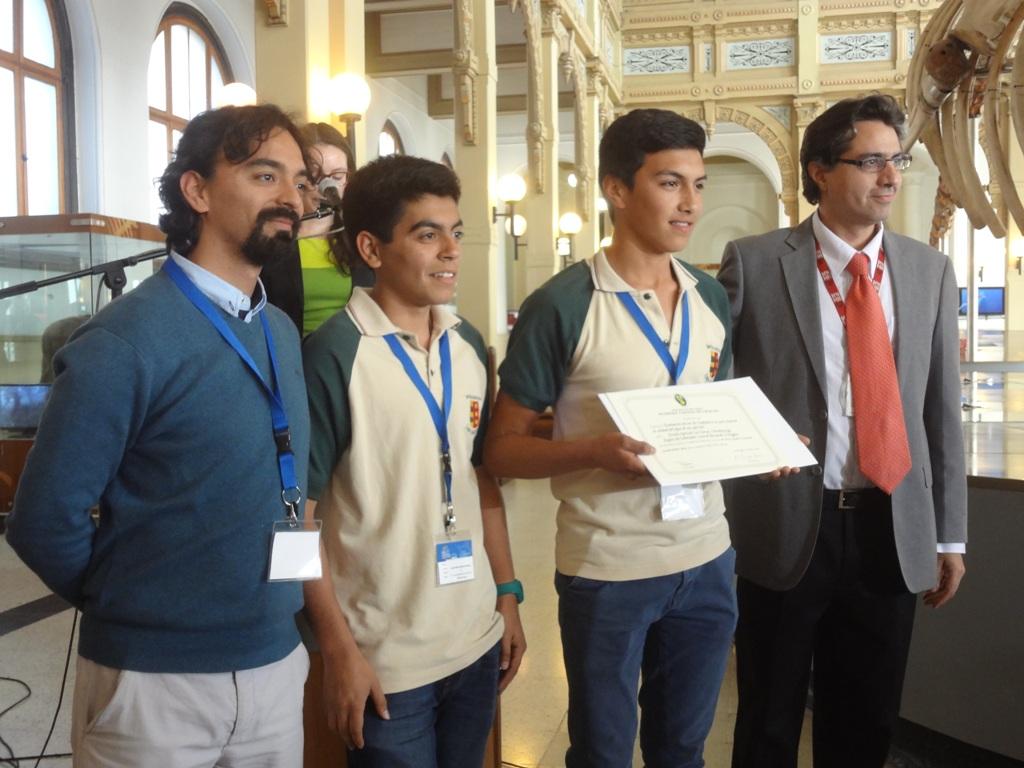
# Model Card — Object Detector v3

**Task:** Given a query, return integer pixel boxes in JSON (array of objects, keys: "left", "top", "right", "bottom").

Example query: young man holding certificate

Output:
[
  {"left": 485, "top": 109, "right": 735, "bottom": 768},
  {"left": 301, "top": 155, "right": 525, "bottom": 768}
]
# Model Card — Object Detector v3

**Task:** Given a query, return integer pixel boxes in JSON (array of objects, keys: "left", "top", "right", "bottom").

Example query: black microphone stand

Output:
[{"left": 0, "top": 247, "right": 168, "bottom": 301}]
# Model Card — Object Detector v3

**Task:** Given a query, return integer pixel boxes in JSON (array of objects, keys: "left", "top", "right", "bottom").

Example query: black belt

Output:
[{"left": 822, "top": 488, "right": 886, "bottom": 511}]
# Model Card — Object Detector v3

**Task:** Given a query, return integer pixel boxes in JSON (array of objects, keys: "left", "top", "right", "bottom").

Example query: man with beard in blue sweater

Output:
[{"left": 6, "top": 104, "right": 315, "bottom": 767}]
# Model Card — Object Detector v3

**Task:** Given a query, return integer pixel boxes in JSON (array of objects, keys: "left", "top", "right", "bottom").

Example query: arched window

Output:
[
  {"left": 147, "top": 5, "right": 231, "bottom": 222},
  {"left": 0, "top": 0, "right": 73, "bottom": 216},
  {"left": 377, "top": 120, "right": 405, "bottom": 157}
]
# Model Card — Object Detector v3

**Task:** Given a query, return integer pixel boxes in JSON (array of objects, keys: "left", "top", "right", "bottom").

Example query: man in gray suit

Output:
[{"left": 718, "top": 94, "right": 966, "bottom": 768}]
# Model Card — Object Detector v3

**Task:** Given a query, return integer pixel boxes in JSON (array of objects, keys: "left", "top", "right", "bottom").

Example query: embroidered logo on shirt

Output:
[
  {"left": 709, "top": 349, "right": 720, "bottom": 380},
  {"left": 468, "top": 397, "right": 482, "bottom": 432}
]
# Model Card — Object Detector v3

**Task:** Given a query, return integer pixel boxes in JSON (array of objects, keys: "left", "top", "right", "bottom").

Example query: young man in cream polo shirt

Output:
[
  {"left": 301, "top": 155, "right": 526, "bottom": 767},
  {"left": 485, "top": 109, "right": 736, "bottom": 768}
]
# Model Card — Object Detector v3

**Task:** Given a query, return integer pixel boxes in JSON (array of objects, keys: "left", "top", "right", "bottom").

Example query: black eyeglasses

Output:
[{"left": 836, "top": 153, "right": 912, "bottom": 173}]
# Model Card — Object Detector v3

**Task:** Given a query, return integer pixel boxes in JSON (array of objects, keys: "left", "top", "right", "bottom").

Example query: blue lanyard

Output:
[
  {"left": 163, "top": 259, "right": 302, "bottom": 519},
  {"left": 383, "top": 331, "right": 456, "bottom": 533},
  {"left": 616, "top": 291, "right": 690, "bottom": 384}
]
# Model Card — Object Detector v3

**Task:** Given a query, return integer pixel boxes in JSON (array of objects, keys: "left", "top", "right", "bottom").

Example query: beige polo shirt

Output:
[
  {"left": 303, "top": 288, "right": 503, "bottom": 693},
  {"left": 499, "top": 252, "right": 733, "bottom": 581}
]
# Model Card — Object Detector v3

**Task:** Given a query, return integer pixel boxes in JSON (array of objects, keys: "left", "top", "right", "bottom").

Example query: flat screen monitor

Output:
[
  {"left": 957, "top": 287, "right": 1005, "bottom": 316},
  {"left": 0, "top": 385, "right": 50, "bottom": 431},
  {"left": 978, "top": 286, "right": 1005, "bottom": 316}
]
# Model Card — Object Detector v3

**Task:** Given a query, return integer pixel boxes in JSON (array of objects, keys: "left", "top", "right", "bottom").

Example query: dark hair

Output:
[
  {"left": 158, "top": 104, "right": 310, "bottom": 255},
  {"left": 800, "top": 94, "right": 906, "bottom": 205},
  {"left": 300, "top": 122, "right": 355, "bottom": 177},
  {"left": 341, "top": 155, "right": 461, "bottom": 271},
  {"left": 300, "top": 122, "right": 355, "bottom": 273},
  {"left": 599, "top": 108, "right": 706, "bottom": 190}
]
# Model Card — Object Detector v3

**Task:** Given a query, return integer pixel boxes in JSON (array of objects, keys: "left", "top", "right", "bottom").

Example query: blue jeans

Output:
[
  {"left": 556, "top": 547, "right": 737, "bottom": 768},
  {"left": 347, "top": 643, "right": 500, "bottom": 768}
]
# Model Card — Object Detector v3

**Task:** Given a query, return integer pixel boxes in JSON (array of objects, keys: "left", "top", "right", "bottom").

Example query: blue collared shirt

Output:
[{"left": 168, "top": 251, "right": 267, "bottom": 324}]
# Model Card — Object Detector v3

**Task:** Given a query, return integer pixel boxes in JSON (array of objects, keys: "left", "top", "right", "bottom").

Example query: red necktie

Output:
[{"left": 844, "top": 252, "right": 911, "bottom": 494}]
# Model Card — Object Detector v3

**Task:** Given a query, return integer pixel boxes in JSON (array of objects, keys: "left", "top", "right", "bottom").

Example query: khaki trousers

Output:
[{"left": 71, "top": 644, "right": 308, "bottom": 768}]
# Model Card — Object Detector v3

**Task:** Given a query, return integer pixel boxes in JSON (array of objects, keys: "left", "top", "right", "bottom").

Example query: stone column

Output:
[
  {"left": 453, "top": 0, "right": 502, "bottom": 346},
  {"left": 520, "top": 4, "right": 563, "bottom": 304},
  {"left": 577, "top": 60, "right": 604, "bottom": 258},
  {"left": 794, "top": 1, "right": 821, "bottom": 224}
]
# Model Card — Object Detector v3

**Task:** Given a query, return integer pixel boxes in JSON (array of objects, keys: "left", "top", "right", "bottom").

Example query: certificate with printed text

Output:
[{"left": 598, "top": 377, "right": 817, "bottom": 486}]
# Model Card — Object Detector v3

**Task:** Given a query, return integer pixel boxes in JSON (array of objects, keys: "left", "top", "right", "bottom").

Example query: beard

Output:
[{"left": 240, "top": 207, "right": 301, "bottom": 268}]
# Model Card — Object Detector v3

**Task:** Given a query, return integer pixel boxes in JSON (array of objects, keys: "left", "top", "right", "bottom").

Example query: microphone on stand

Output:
[
  {"left": 318, "top": 177, "right": 343, "bottom": 212},
  {"left": 299, "top": 177, "right": 344, "bottom": 222}
]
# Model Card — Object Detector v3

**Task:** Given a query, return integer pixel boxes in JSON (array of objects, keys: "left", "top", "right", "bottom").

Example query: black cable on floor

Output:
[
  {"left": 32, "top": 609, "right": 77, "bottom": 768},
  {"left": 0, "top": 606, "right": 78, "bottom": 768},
  {"left": 0, "top": 675, "right": 32, "bottom": 767}
]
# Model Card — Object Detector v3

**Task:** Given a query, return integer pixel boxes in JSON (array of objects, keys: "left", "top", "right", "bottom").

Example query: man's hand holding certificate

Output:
[{"left": 599, "top": 377, "right": 816, "bottom": 486}]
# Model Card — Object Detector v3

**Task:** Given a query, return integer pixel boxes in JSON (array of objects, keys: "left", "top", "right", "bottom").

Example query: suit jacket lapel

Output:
[
  {"left": 781, "top": 218, "right": 828, "bottom": 400},
  {"left": 882, "top": 231, "right": 912, "bottom": 383}
]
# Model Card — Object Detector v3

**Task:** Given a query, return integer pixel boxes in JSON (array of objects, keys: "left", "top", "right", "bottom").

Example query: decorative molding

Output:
[
  {"left": 624, "top": 45, "right": 691, "bottom": 75},
  {"left": 820, "top": 31, "right": 892, "bottom": 63},
  {"left": 820, "top": 18, "right": 894, "bottom": 33},
  {"left": 762, "top": 104, "right": 792, "bottom": 130},
  {"left": 703, "top": 43, "right": 713, "bottom": 73},
  {"left": 562, "top": 39, "right": 593, "bottom": 220},
  {"left": 511, "top": 0, "right": 548, "bottom": 193},
  {"left": 625, "top": 77, "right": 798, "bottom": 100},
  {"left": 263, "top": 0, "right": 287, "bottom": 26},
  {"left": 453, "top": 0, "right": 480, "bottom": 146},
  {"left": 623, "top": 31, "right": 691, "bottom": 44},
  {"left": 794, "top": 98, "right": 827, "bottom": 128},
  {"left": 725, "top": 38, "right": 795, "bottom": 70},
  {"left": 820, "top": 74, "right": 896, "bottom": 87},
  {"left": 906, "top": 27, "right": 917, "bottom": 57},
  {"left": 680, "top": 102, "right": 798, "bottom": 219}
]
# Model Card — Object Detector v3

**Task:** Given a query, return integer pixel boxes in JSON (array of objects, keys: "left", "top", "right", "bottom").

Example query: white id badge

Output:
[
  {"left": 435, "top": 532, "right": 475, "bottom": 586},
  {"left": 842, "top": 372, "right": 855, "bottom": 417},
  {"left": 660, "top": 484, "right": 706, "bottom": 520},
  {"left": 268, "top": 519, "right": 322, "bottom": 581}
]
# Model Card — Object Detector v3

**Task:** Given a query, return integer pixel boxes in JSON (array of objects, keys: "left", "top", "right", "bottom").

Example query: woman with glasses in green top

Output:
[{"left": 263, "top": 122, "right": 375, "bottom": 336}]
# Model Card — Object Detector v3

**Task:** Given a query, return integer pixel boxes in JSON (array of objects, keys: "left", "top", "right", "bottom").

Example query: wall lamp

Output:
[
  {"left": 213, "top": 82, "right": 258, "bottom": 108},
  {"left": 328, "top": 73, "right": 371, "bottom": 164},
  {"left": 557, "top": 212, "right": 583, "bottom": 269},
  {"left": 493, "top": 174, "right": 528, "bottom": 260},
  {"left": 1012, "top": 238, "right": 1024, "bottom": 276}
]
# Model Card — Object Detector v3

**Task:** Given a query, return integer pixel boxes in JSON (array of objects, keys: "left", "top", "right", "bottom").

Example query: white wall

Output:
[
  {"left": 684, "top": 156, "right": 778, "bottom": 270},
  {"left": 67, "top": 0, "right": 255, "bottom": 219},
  {"left": 366, "top": 75, "right": 453, "bottom": 164}
]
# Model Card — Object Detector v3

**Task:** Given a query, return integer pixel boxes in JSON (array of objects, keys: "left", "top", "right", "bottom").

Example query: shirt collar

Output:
[
  {"left": 811, "top": 211, "right": 885, "bottom": 278},
  {"left": 589, "top": 249, "right": 697, "bottom": 294},
  {"left": 345, "top": 287, "right": 461, "bottom": 348},
  {"left": 169, "top": 251, "right": 266, "bottom": 323}
]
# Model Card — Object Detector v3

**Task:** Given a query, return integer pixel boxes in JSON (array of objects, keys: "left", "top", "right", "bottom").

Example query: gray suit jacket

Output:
[{"left": 717, "top": 217, "right": 967, "bottom": 593}]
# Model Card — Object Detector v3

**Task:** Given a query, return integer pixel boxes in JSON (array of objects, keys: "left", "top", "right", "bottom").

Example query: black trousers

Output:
[{"left": 732, "top": 490, "right": 917, "bottom": 768}]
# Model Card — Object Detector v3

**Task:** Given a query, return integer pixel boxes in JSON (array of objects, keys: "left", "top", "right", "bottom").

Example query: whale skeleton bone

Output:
[{"left": 904, "top": 0, "right": 1024, "bottom": 243}]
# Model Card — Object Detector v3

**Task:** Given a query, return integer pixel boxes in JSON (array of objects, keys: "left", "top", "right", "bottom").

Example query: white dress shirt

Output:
[
  {"left": 811, "top": 213, "right": 964, "bottom": 554},
  {"left": 169, "top": 251, "right": 266, "bottom": 323}
]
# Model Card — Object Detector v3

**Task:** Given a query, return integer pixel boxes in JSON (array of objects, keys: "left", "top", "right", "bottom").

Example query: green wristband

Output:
[{"left": 495, "top": 578, "right": 524, "bottom": 604}]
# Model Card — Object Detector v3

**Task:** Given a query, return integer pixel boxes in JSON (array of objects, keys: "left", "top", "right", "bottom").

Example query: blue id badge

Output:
[{"left": 435, "top": 533, "right": 475, "bottom": 586}]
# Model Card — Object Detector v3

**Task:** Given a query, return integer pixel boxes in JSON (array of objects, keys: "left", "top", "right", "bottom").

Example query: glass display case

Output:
[{"left": 0, "top": 214, "right": 166, "bottom": 385}]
